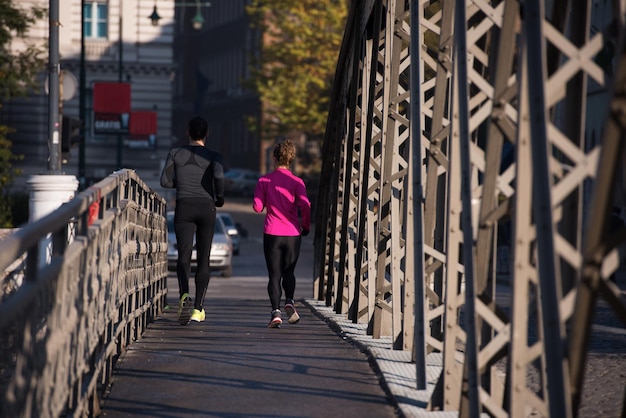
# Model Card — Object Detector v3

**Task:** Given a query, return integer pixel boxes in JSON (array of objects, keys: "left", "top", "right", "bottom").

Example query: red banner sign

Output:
[
  {"left": 92, "top": 82, "right": 131, "bottom": 134},
  {"left": 128, "top": 111, "right": 158, "bottom": 148}
]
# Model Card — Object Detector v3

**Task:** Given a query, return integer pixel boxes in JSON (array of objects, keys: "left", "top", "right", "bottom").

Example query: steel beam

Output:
[{"left": 313, "top": 1, "right": 626, "bottom": 416}]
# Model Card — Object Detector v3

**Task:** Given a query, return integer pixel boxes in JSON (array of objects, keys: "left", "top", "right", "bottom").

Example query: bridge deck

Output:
[
  {"left": 98, "top": 279, "right": 626, "bottom": 418},
  {"left": 99, "top": 292, "right": 409, "bottom": 417}
]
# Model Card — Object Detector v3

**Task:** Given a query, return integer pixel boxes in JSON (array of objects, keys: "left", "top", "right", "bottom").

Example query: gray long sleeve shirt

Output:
[{"left": 160, "top": 144, "right": 225, "bottom": 202}]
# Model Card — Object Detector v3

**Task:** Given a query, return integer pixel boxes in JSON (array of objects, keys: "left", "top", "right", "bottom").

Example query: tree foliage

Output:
[
  {"left": 0, "top": 0, "right": 46, "bottom": 227},
  {"left": 0, "top": 0, "right": 46, "bottom": 99},
  {"left": 246, "top": 0, "right": 349, "bottom": 141}
]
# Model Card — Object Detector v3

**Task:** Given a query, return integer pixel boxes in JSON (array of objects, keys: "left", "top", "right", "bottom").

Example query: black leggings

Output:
[
  {"left": 263, "top": 234, "right": 301, "bottom": 311},
  {"left": 175, "top": 199, "right": 216, "bottom": 310}
]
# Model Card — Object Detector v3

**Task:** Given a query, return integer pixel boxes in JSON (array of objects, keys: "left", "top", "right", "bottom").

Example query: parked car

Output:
[
  {"left": 224, "top": 168, "right": 260, "bottom": 197},
  {"left": 217, "top": 212, "right": 240, "bottom": 255},
  {"left": 167, "top": 212, "right": 233, "bottom": 277}
]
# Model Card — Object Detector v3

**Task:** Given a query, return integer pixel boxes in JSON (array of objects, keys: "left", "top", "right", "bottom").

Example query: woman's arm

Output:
[
  {"left": 252, "top": 178, "right": 266, "bottom": 213},
  {"left": 296, "top": 181, "right": 311, "bottom": 232}
]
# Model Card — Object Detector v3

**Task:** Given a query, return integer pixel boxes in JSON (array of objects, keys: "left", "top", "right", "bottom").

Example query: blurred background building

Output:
[
  {"left": 171, "top": 1, "right": 262, "bottom": 175},
  {"left": 1, "top": 0, "right": 263, "bottom": 197}
]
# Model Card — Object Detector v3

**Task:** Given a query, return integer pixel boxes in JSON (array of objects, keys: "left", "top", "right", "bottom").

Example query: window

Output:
[{"left": 84, "top": 2, "right": 108, "bottom": 39}]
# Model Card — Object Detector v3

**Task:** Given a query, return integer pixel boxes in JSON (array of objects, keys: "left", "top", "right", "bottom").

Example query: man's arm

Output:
[
  {"left": 213, "top": 152, "right": 225, "bottom": 206},
  {"left": 160, "top": 150, "right": 175, "bottom": 188}
]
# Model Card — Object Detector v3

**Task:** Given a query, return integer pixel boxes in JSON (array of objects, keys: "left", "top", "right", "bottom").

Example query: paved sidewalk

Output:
[
  {"left": 100, "top": 297, "right": 400, "bottom": 418},
  {"left": 307, "top": 293, "right": 626, "bottom": 418},
  {"left": 99, "top": 293, "right": 624, "bottom": 418},
  {"left": 304, "top": 299, "right": 455, "bottom": 418}
]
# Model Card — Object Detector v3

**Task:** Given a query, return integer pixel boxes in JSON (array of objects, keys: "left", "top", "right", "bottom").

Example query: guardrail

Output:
[{"left": 0, "top": 169, "right": 168, "bottom": 417}]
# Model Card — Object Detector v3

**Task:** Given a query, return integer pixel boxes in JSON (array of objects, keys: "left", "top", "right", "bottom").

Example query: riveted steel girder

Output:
[{"left": 314, "top": 0, "right": 626, "bottom": 416}]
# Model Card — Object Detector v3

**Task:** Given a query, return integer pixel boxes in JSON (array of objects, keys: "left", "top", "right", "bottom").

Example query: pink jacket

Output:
[{"left": 253, "top": 168, "right": 311, "bottom": 236}]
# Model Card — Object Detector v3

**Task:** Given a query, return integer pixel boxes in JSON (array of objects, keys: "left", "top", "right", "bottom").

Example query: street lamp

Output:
[
  {"left": 149, "top": 6, "right": 161, "bottom": 26},
  {"left": 192, "top": 7, "right": 205, "bottom": 30},
  {"left": 150, "top": 1, "right": 211, "bottom": 30}
]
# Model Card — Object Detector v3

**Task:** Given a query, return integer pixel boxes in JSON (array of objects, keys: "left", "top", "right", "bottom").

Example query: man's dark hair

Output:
[{"left": 188, "top": 116, "right": 208, "bottom": 141}]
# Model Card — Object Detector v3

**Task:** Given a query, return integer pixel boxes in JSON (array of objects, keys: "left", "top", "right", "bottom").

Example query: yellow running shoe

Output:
[
  {"left": 190, "top": 308, "right": 205, "bottom": 322},
  {"left": 178, "top": 293, "right": 193, "bottom": 325}
]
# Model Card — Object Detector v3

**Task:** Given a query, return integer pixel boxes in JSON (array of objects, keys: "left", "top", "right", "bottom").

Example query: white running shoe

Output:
[
  {"left": 284, "top": 302, "right": 300, "bottom": 324},
  {"left": 268, "top": 309, "right": 282, "bottom": 328}
]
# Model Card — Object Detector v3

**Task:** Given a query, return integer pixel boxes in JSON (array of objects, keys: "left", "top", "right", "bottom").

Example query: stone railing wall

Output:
[{"left": 0, "top": 170, "right": 168, "bottom": 417}]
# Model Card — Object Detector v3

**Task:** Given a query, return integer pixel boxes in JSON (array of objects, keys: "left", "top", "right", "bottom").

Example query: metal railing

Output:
[{"left": 0, "top": 169, "right": 168, "bottom": 418}]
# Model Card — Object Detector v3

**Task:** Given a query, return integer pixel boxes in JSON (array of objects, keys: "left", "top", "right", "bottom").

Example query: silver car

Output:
[
  {"left": 217, "top": 212, "right": 240, "bottom": 255},
  {"left": 223, "top": 168, "right": 260, "bottom": 197},
  {"left": 167, "top": 212, "right": 233, "bottom": 277}
]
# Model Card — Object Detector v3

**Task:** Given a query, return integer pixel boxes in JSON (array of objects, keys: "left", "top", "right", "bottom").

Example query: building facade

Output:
[
  {"left": 3, "top": 0, "right": 271, "bottom": 203},
  {"left": 3, "top": 0, "right": 176, "bottom": 192},
  {"left": 171, "top": 0, "right": 262, "bottom": 175}
]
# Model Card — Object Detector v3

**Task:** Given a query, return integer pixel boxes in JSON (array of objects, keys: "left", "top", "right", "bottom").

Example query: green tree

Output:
[
  {"left": 0, "top": 0, "right": 46, "bottom": 227},
  {"left": 246, "top": 0, "right": 349, "bottom": 142}
]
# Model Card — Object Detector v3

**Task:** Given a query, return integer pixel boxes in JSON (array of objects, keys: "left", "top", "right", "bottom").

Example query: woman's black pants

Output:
[{"left": 263, "top": 233, "right": 301, "bottom": 311}]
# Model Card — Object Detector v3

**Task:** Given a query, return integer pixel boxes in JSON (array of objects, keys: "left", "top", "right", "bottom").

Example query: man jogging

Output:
[{"left": 160, "top": 116, "right": 225, "bottom": 324}]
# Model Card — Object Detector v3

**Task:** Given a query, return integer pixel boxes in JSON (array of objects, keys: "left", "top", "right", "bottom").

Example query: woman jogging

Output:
[{"left": 253, "top": 140, "right": 311, "bottom": 328}]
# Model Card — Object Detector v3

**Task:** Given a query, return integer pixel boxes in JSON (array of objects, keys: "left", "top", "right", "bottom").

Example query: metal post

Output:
[
  {"left": 28, "top": 0, "right": 79, "bottom": 266},
  {"left": 524, "top": 1, "right": 571, "bottom": 416},
  {"left": 79, "top": 0, "right": 86, "bottom": 188},
  {"left": 409, "top": 0, "right": 427, "bottom": 390},
  {"left": 117, "top": 14, "right": 123, "bottom": 170},
  {"left": 48, "top": 0, "right": 61, "bottom": 173},
  {"left": 453, "top": 0, "right": 479, "bottom": 414}
]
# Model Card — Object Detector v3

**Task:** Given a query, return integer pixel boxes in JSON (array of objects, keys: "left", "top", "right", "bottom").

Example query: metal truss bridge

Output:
[
  {"left": 1, "top": 1, "right": 626, "bottom": 417},
  {"left": 312, "top": 1, "right": 626, "bottom": 417}
]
